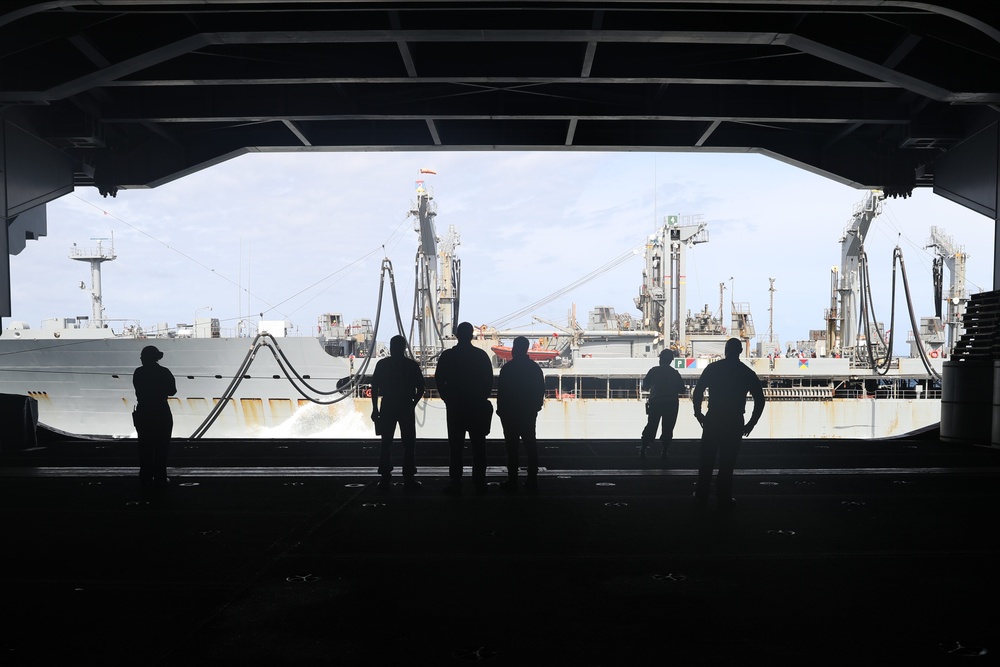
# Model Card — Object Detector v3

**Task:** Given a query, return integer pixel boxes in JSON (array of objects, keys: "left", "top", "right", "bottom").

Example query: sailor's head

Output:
[
  {"left": 140, "top": 345, "right": 164, "bottom": 363},
  {"left": 389, "top": 335, "right": 407, "bottom": 357},
  {"left": 456, "top": 321, "right": 474, "bottom": 342},
  {"left": 512, "top": 336, "right": 530, "bottom": 357},
  {"left": 659, "top": 349, "right": 675, "bottom": 365},
  {"left": 725, "top": 338, "right": 742, "bottom": 359}
]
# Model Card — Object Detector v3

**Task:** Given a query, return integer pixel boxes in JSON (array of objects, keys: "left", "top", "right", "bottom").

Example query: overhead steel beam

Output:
[
  {"left": 102, "top": 114, "right": 909, "bottom": 125},
  {"left": 695, "top": 120, "right": 722, "bottom": 147},
  {"left": 777, "top": 33, "right": 960, "bottom": 102},
  {"left": 100, "top": 77, "right": 899, "bottom": 89},
  {"left": 281, "top": 119, "right": 311, "bottom": 147},
  {"left": 6, "top": 28, "right": 991, "bottom": 104}
]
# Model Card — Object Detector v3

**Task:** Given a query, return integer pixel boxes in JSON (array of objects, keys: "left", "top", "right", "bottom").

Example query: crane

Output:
[
  {"left": 408, "top": 178, "right": 461, "bottom": 363},
  {"left": 927, "top": 226, "right": 968, "bottom": 353},
  {"left": 834, "top": 190, "right": 883, "bottom": 353}
]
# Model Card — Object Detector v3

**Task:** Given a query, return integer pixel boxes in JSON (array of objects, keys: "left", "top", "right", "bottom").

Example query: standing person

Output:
[
  {"left": 132, "top": 345, "right": 177, "bottom": 488},
  {"left": 434, "top": 321, "right": 495, "bottom": 495},
  {"left": 692, "top": 338, "right": 765, "bottom": 509},
  {"left": 370, "top": 335, "right": 426, "bottom": 490},
  {"left": 496, "top": 336, "right": 545, "bottom": 491},
  {"left": 640, "top": 349, "right": 687, "bottom": 462}
]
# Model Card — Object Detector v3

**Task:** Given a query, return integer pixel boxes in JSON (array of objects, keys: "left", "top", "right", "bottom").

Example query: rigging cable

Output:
[
  {"left": 488, "top": 245, "right": 639, "bottom": 330},
  {"left": 453, "top": 258, "right": 461, "bottom": 329},
  {"left": 895, "top": 246, "right": 941, "bottom": 380},
  {"left": 932, "top": 255, "right": 944, "bottom": 319},
  {"left": 189, "top": 336, "right": 265, "bottom": 439},
  {"left": 189, "top": 258, "right": 409, "bottom": 438},
  {"left": 857, "top": 243, "right": 891, "bottom": 373},
  {"left": 421, "top": 262, "right": 443, "bottom": 343},
  {"left": 408, "top": 261, "right": 419, "bottom": 355},
  {"left": 409, "top": 250, "right": 446, "bottom": 367},
  {"left": 423, "top": 258, "right": 445, "bottom": 342},
  {"left": 861, "top": 242, "right": 896, "bottom": 376},
  {"left": 385, "top": 257, "right": 409, "bottom": 345},
  {"left": 857, "top": 243, "right": 877, "bottom": 367},
  {"left": 856, "top": 243, "right": 940, "bottom": 382}
]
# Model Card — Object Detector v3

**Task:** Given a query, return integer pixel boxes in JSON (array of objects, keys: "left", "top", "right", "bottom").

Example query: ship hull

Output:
[
  {"left": 0, "top": 336, "right": 357, "bottom": 438},
  {"left": 0, "top": 336, "right": 943, "bottom": 440},
  {"left": 411, "top": 396, "right": 940, "bottom": 440}
]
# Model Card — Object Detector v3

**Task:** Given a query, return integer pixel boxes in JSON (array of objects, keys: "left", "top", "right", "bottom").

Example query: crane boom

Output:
[
  {"left": 837, "top": 190, "right": 883, "bottom": 351},
  {"left": 926, "top": 225, "right": 968, "bottom": 353}
]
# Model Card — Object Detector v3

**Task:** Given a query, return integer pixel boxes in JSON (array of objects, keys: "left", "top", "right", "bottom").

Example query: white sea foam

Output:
[{"left": 257, "top": 400, "right": 374, "bottom": 439}]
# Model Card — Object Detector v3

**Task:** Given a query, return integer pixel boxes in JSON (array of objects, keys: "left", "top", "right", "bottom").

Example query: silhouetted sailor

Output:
[
  {"left": 434, "top": 321, "right": 494, "bottom": 495},
  {"left": 496, "top": 336, "right": 545, "bottom": 490},
  {"left": 640, "top": 349, "right": 687, "bottom": 462},
  {"left": 132, "top": 345, "right": 177, "bottom": 488},
  {"left": 370, "top": 335, "right": 425, "bottom": 489},
  {"left": 692, "top": 337, "right": 765, "bottom": 508}
]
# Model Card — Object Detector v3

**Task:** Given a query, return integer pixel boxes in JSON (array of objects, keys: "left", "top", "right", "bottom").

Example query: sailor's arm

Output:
[
  {"left": 412, "top": 363, "right": 426, "bottom": 406},
  {"left": 672, "top": 371, "right": 687, "bottom": 398},
  {"left": 743, "top": 374, "right": 766, "bottom": 435},
  {"left": 534, "top": 365, "right": 546, "bottom": 411},
  {"left": 692, "top": 374, "right": 707, "bottom": 426},
  {"left": 370, "top": 381, "right": 380, "bottom": 419}
]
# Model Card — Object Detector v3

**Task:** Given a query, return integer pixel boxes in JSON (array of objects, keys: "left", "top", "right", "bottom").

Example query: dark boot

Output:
[{"left": 498, "top": 474, "right": 519, "bottom": 492}]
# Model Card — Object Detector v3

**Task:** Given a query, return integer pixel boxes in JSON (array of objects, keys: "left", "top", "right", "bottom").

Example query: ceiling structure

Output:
[{"left": 2, "top": 1, "right": 999, "bottom": 199}]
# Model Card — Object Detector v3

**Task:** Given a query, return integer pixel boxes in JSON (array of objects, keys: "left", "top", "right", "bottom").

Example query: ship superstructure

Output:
[{"left": 634, "top": 214, "right": 709, "bottom": 349}]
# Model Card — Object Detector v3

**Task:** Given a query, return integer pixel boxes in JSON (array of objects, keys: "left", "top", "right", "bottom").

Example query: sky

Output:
[{"left": 7, "top": 151, "right": 995, "bottom": 353}]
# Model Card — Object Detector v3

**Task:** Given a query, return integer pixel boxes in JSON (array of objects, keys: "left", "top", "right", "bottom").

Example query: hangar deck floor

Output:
[{"left": 2, "top": 436, "right": 998, "bottom": 665}]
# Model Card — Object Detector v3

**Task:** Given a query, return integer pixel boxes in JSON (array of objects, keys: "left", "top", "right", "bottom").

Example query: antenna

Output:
[
  {"left": 70, "top": 236, "right": 117, "bottom": 328},
  {"left": 767, "top": 277, "right": 776, "bottom": 346},
  {"left": 247, "top": 240, "right": 252, "bottom": 328}
]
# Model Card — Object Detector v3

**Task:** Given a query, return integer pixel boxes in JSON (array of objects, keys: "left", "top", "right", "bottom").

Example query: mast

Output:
[
  {"left": 765, "top": 277, "right": 777, "bottom": 351},
  {"left": 718, "top": 282, "right": 726, "bottom": 324},
  {"left": 70, "top": 236, "right": 116, "bottom": 329},
  {"left": 634, "top": 214, "right": 708, "bottom": 350}
]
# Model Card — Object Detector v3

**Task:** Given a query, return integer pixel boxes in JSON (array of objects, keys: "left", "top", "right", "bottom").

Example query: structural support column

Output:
[
  {"left": 934, "top": 117, "right": 1000, "bottom": 448},
  {"left": 933, "top": 118, "right": 1000, "bottom": 290},
  {"left": 1, "top": 119, "right": 75, "bottom": 317}
]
